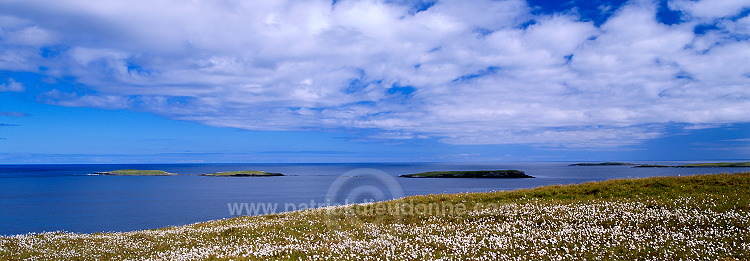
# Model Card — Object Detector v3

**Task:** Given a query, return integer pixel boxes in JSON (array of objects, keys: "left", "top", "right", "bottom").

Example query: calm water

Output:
[{"left": 1, "top": 162, "right": 748, "bottom": 235}]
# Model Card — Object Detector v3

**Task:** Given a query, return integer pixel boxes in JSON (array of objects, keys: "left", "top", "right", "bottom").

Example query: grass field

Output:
[{"left": 2, "top": 172, "right": 748, "bottom": 260}]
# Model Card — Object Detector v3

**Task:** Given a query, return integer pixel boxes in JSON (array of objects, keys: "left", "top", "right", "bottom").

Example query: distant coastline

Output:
[
  {"left": 569, "top": 162, "right": 637, "bottom": 166},
  {"left": 569, "top": 162, "right": 750, "bottom": 168},
  {"left": 399, "top": 170, "right": 533, "bottom": 178}
]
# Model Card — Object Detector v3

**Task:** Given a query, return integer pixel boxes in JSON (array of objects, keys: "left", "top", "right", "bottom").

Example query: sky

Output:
[{"left": 0, "top": 0, "right": 749, "bottom": 163}]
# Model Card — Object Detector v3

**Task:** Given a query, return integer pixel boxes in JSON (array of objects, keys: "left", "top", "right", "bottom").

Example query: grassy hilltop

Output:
[{"left": 2, "top": 172, "right": 749, "bottom": 260}]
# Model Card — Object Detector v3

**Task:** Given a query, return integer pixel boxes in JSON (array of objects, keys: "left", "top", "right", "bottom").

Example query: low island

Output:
[
  {"left": 632, "top": 164, "right": 672, "bottom": 168},
  {"left": 399, "top": 170, "right": 533, "bottom": 178},
  {"left": 92, "top": 169, "right": 176, "bottom": 176},
  {"left": 569, "top": 162, "right": 637, "bottom": 166},
  {"left": 635, "top": 162, "right": 750, "bottom": 168},
  {"left": 679, "top": 162, "right": 750, "bottom": 167},
  {"left": 201, "top": 170, "right": 284, "bottom": 177},
  {"left": 567, "top": 162, "right": 750, "bottom": 168}
]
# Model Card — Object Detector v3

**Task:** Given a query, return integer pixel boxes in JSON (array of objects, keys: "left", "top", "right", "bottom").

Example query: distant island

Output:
[
  {"left": 635, "top": 162, "right": 750, "bottom": 168},
  {"left": 569, "top": 162, "right": 637, "bottom": 166},
  {"left": 569, "top": 162, "right": 750, "bottom": 168},
  {"left": 632, "top": 164, "right": 672, "bottom": 168},
  {"left": 201, "top": 170, "right": 284, "bottom": 177},
  {"left": 399, "top": 170, "right": 533, "bottom": 178},
  {"left": 92, "top": 169, "right": 176, "bottom": 176}
]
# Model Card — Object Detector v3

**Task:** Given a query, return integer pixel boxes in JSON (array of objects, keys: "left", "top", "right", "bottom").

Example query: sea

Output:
[{"left": 1, "top": 162, "right": 748, "bottom": 236}]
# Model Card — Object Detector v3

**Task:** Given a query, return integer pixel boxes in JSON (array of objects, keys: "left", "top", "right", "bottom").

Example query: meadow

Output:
[{"left": 1, "top": 172, "right": 748, "bottom": 260}]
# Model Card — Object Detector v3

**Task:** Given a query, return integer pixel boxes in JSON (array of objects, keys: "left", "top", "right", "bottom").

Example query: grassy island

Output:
[
  {"left": 201, "top": 170, "right": 284, "bottom": 177},
  {"left": 569, "top": 162, "right": 637, "bottom": 166},
  {"left": 92, "top": 169, "right": 176, "bottom": 176},
  {"left": 2, "top": 172, "right": 748, "bottom": 260},
  {"left": 399, "top": 170, "right": 533, "bottom": 178}
]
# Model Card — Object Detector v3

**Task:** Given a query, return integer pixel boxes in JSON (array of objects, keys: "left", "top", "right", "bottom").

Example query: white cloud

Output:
[
  {"left": 40, "top": 89, "right": 132, "bottom": 109},
  {"left": 0, "top": 0, "right": 748, "bottom": 147},
  {"left": 0, "top": 78, "right": 24, "bottom": 92},
  {"left": 671, "top": 0, "right": 750, "bottom": 20}
]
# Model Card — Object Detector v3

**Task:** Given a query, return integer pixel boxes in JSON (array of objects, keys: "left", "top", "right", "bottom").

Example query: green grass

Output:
[
  {"left": 399, "top": 170, "right": 532, "bottom": 178},
  {"left": 2, "top": 172, "right": 749, "bottom": 260},
  {"left": 202, "top": 170, "right": 284, "bottom": 176},
  {"left": 99, "top": 169, "right": 175, "bottom": 176}
]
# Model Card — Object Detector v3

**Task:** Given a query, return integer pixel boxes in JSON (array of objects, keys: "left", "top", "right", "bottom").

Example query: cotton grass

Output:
[{"left": 2, "top": 173, "right": 748, "bottom": 260}]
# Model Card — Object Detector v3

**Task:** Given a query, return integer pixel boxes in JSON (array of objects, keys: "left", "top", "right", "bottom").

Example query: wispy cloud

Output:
[
  {"left": 0, "top": 0, "right": 748, "bottom": 147},
  {"left": 258, "top": 150, "right": 349, "bottom": 155},
  {"left": 0, "top": 111, "right": 30, "bottom": 117},
  {"left": 722, "top": 138, "right": 750, "bottom": 142}
]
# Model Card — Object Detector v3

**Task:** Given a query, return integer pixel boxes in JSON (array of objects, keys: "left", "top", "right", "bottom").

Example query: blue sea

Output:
[{"left": 1, "top": 162, "right": 748, "bottom": 236}]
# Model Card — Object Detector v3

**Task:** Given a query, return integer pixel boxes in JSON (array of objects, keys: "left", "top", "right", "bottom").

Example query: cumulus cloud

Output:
[{"left": 0, "top": 0, "right": 748, "bottom": 147}]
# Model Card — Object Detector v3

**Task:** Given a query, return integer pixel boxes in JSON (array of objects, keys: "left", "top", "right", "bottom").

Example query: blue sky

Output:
[{"left": 0, "top": 0, "right": 749, "bottom": 163}]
